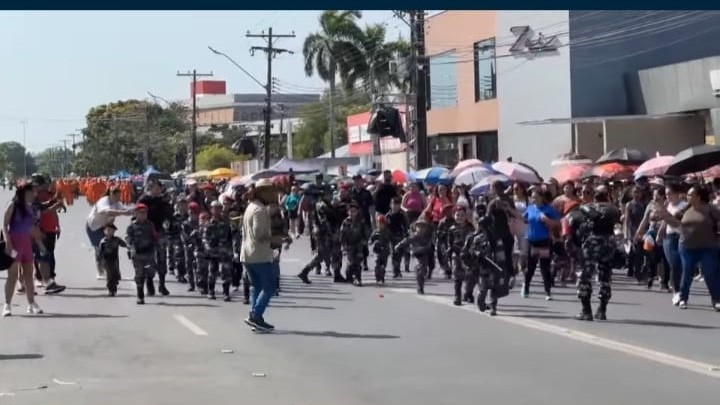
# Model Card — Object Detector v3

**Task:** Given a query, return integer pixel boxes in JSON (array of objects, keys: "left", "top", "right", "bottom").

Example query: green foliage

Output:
[
  {"left": 34, "top": 147, "right": 74, "bottom": 178},
  {"left": 195, "top": 144, "right": 244, "bottom": 171},
  {"left": 74, "top": 99, "right": 189, "bottom": 176},
  {"left": 0, "top": 141, "right": 37, "bottom": 179}
]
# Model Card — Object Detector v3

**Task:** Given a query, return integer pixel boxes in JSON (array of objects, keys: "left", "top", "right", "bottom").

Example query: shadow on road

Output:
[
  {"left": 0, "top": 353, "right": 44, "bottom": 361},
  {"left": 269, "top": 305, "right": 335, "bottom": 310},
  {"left": 18, "top": 313, "right": 127, "bottom": 319},
  {"left": 271, "top": 330, "right": 400, "bottom": 339},
  {"left": 48, "top": 293, "right": 133, "bottom": 299},
  {"left": 154, "top": 302, "right": 220, "bottom": 308},
  {"left": 272, "top": 295, "right": 352, "bottom": 302},
  {"left": 603, "top": 319, "right": 718, "bottom": 330},
  {"left": 551, "top": 298, "right": 641, "bottom": 306},
  {"left": 500, "top": 308, "right": 563, "bottom": 314}
]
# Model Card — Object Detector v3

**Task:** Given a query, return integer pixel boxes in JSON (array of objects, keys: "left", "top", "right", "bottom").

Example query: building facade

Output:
[{"left": 425, "top": 11, "right": 720, "bottom": 176}]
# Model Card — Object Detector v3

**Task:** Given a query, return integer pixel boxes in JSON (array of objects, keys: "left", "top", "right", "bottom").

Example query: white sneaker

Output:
[
  {"left": 545, "top": 295, "right": 553, "bottom": 301},
  {"left": 678, "top": 300, "right": 688, "bottom": 310},
  {"left": 27, "top": 303, "right": 43, "bottom": 315},
  {"left": 672, "top": 293, "right": 681, "bottom": 306},
  {"left": 714, "top": 302, "right": 720, "bottom": 312},
  {"left": 2, "top": 304, "right": 11, "bottom": 317},
  {"left": 96, "top": 273, "right": 106, "bottom": 280},
  {"left": 35, "top": 281, "right": 45, "bottom": 288}
]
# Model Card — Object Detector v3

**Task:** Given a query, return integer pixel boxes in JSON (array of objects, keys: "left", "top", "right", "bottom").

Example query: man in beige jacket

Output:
[{"left": 241, "top": 179, "right": 277, "bottom": 332}]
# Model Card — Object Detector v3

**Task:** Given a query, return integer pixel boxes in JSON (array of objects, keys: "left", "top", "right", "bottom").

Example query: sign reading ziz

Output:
[{"left": 509, "top": 26, "right": 559, "bottom": 53}]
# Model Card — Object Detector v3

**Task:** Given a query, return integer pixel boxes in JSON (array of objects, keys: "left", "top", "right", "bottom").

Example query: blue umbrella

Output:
[
  {"left": 412, "top": 167, "right": 451, "bottom": 185},
  {"left": 115, "top": 170, "right": 130, "bottom": 179},
  {"left": 469, "top": 174, "right": 512, "bottom": 197}
]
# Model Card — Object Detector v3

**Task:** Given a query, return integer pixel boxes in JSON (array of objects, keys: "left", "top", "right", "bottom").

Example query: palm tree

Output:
[
  {"left": 303, "top": 10, "right": 365, "bottom": 158},
  {"left": 347, "top": 24, "right": 411, "bottom": 95}
]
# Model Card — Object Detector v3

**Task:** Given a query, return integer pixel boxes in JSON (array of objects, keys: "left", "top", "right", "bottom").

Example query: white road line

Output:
[
  {"left": 387, "top": 288, "right": 720, "bottom": 379},
  {"left": 173, "top": 314, "right": 208, "bottom": 336},
  {"left": 281, "top": 258, "right": 301, "bottom": 263}
]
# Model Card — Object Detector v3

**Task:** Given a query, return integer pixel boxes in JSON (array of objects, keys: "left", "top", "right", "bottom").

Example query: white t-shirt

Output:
[
  {"left": 665, "top": 200, "right": 688, "bottom": 235},
  {"left": 86, "top": 196, "right": 124, "bottom": 231}
]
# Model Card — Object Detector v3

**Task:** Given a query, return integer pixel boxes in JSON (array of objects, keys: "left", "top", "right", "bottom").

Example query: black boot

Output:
[
  {"left": 222, "top": 283, "right": 231, "bottom": 302},
  {"left": 488, "top": 299, "right": 497, "bottom": 316},
  {"left": 146, "top": 278, "right": 156, "bottom": 296},
  {"left": 453, "top": 281, "right": 462, "bottom": 306},
  {"left": 243, "top": 281, "right": 250, "bottom": 304},
  {"left": 297, "top": 269, "right": 311, "bottom": 284},
  {"left": 333, "top": 268, "right": 346, "bottom": 283},
  {"left": 575, "top": 297, "right": 594, "bottom": 321},
  {"left": 187, "top": 279, "right": 196, "bottom": 292},
  {"left": 208, "top": 282, "right": 216, "bottom": 300},
  {"left": 158, "top": 274, "right": 170, "bottom": 296},
  {"left": 136, "top": 284, "right": 145, "bottom": 305},
  {"left": 595, "top": 299, "right": 608, "bottom": 321}
]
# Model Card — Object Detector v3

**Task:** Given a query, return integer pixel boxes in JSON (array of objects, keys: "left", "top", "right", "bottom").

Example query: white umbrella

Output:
[
  {"left": 469, "top": 174, "right": 512, "bottom": 196},
  {"left": 492, "top": 161, "right": 541, "bottom": 184},
  {"left": 454, "top": 165, "right": 498, "bottom": 186}
]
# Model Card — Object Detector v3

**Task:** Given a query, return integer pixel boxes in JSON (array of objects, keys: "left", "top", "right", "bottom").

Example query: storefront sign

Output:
[{"left": 509, "top": 25, "right": 559, "bottom": 53}]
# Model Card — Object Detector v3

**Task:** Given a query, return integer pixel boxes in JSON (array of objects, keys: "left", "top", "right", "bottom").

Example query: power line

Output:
[
  {"left": 177, "top": 69, "right": 214, "bottom": 173},
  {"left": 246, "top": 27, "right": 296, "bottom": 169}
]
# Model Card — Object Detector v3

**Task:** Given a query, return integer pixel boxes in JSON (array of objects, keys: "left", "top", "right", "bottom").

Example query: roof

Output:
[{"left": 518, "top": 112, "right": 696, "bottom": 125}]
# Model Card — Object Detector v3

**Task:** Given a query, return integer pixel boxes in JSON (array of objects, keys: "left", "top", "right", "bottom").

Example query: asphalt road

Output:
[{"left": 1, "top": 190, "right": 719, "bottom": 404}]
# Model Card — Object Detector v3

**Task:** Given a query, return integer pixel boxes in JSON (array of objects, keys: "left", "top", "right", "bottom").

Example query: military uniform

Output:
[
  {"left": 165, "top": 211, "right": 188, "bottom": 283},
  {"left": 298, "top": 201, "right": 336, "bottom": 282},
  {"left": 369, "top": 223, "right": 393, "bottom": 284},
  {"left": 125, "top": 217, "right": 158, "bottom": 304},
  {"left": 567, "top": 202, "right": 621, "bottom": 321},
  {"left": 202, "top": 216, "right": 234, "bottom": 301},
  {"left": 435, "top": 214, "right": 455, "bottom": 279},
  {"left": 98, "top": 233, "right": 127, "bottom": 295},
  {"left": 395, "top": 219, "right": 434, "bottom": 294},
  {"left": 386, "top": 209, "right": 410, "bottom": 277},
  {"left": 447, "top": 221, "right": 475, "bottom": 305},
  {"left": 181, "top": 215, "right": 200, "bottom": 291},
  {"left": 340, "top": 213, "right": 369, "bottom": 286},
  {"left": 329, "top": 200, "right": 348, "bottom": 282},
  {"left": 462, "top": 216, "right": 501, "bottom": 315},
  {"left": 194, "top": 219, "right": 210, "bottom": 295}
]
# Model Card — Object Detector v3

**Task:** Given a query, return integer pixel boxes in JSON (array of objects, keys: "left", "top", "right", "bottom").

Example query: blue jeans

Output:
[
  {"left": 678, "top": 245, "right": 720, "bottom": 303},
  {"left": 245, "top": 262, "right": 277, "bottom": 319},
  {"left": 86, "top": 224, "right": 105, "bottom": 269},
  {"left": 662, "top": 234, "right": 682, "bottom": 292}
]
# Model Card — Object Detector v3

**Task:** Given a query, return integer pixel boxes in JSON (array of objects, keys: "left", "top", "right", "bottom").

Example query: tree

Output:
[
  {"left": 34, "top": 147, "right": 74, "bottom": 178},
  {"left": 303, "top": 10, "right": 365, "bottom": 158},
  {"left": 0, "top": 141, "right": 37, "bottom": 179},
  {"left": 74, "top": 100, "right": 189, "bottom": 176},
  {"left": 354, "top": 24, "right": 412, "bottom": 94},
  {"left": 195, "top": 144, "right": 244, "bottom": 171},
  {"left": 293, "top": 91, "right": 370, "bottom": 159}
]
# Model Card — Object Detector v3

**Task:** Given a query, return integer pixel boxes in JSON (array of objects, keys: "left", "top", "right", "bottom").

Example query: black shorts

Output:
[{"left": 288, "top": 209, "right": 298, "bottom": 220}]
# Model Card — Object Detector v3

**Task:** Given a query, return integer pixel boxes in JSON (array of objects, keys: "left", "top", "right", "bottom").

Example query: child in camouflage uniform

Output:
[
  {"left": 98, "top": 223, "right": 127, "bottom": 297},
  {"left": 125, "top": 204, "right": 158, "bottom": 305},
  {"left": 368, "top": 214, "right": 393, "bottom": 285},
  {"left": 340, "top": 202, "right": 370, "bottom": 286},
  {"left": 396, "top": 212, "right": 434, "bottom": 294}
]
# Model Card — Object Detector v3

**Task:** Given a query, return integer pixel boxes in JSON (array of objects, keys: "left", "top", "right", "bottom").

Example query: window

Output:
[
  {"left": 428, "top": 51, "right": 458, "bottom": 109},
  {"left": 474, "top": 38, "right": 496, "bottom": 102}
]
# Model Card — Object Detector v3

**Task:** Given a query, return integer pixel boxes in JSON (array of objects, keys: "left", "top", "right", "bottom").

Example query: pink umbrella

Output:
[
  {"left": 701, "top": 165, "right": 720, "bottom": 178},
  {"left": 633, "top": 155, "right": 673, "bottom": 178},
  {"left": 492, "top": 161, "right": 542, "bottom": 184},
  {"left": 451, "top": 159, "right": 483, "bottom": 177}
]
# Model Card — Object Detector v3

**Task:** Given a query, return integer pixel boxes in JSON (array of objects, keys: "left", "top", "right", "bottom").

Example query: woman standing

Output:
[
  {"left": 512, "top": 183, "right": 530, "bottom": 278},
  {"left": 86, "top": 187, "right": 133, "bottom": 279},
  {"left": 522, "top": 189, "right": 561, "bottom": 300},
  {"left": 661, "top": 183, "right": 687, "bottom": 305},
  {"left": 635, "top": 188, "right": 669, "bottom": 290},
  {"left": 401, "top": 182, "right": 425, "bottom": 223},
  {"left": 282, "top": 185, "right": 301, "bottom": 238},
  {"left": 657, "top": 185, "right": 720, "bottom": 311},
  {"left": 3, "top": 183, "right": 44, "bottom": 316}
]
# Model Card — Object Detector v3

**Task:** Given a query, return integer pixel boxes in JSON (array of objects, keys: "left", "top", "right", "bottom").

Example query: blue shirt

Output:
[{"left": 523, "top": 203, "right": 560, "bottom": 242}]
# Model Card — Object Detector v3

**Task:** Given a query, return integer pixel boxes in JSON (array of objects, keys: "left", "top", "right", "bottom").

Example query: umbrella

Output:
[
  {"left": 633, "top": 155, "right": 673, "bottom": 179},
  {"left": 209, "top": 167, "right": 237, "bottom": 179},
  {"left": 596, "top": 147, "right": 649, "bottom": 165},
  {"left": 551, "top": 152, "right": 593, "bottom": 167},
  {"left": 552, "top": 163, "right": 591, "bottom": 184},
  {"left": 453, "top": 165, "right": 498, "bottom": 186},
  {"left": 492, "top": 161, "right": 541, "bottom": 184},
  {"left": 586, "top": 163, "right": 637, "bottom": 179},
  {"left": 115, "top": 170, "right": 130, "bottom": 179},
  {"left": 469, "top": 174, "right": 512, "bottom": 197},
  {"left": 228, "top": 176, "right": 245, "bottom": 187},
  {"left": 187, "top": 170, "right": 211, "bottom": 179},
  {"left": 412, "top": 167, "right": 451, "bottom": 185},
  {"left": 391, "top": 169, "right": 407, "bottom": 184},
  {"left": 451, "top": 158, "right": 484, "bottom": 176},
  {"left": 701, "top": 165, "right": 720, "bottom": 178},
  {"left": 665, "top": 144, "right": 720, "bottom": 176}
]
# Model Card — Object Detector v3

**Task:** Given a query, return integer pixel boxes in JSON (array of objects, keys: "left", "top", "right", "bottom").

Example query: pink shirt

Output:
[{"left": 403, "top": 191, "right": 424, "bottom": 213}]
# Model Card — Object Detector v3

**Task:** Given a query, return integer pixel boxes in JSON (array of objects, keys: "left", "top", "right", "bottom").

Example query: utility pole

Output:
[
  {"left": 66, "top": 133, "right": 78, "bottom": 157},
  {"left": 20, "top": 121, "right": 28, "bottom": 177},
  {"left": 177, "top": 69, "right": 214, "bottom": 172},
  {"left": 412, "top": 10, "right": 429, "bottom": 170},
  {"left": 59, "top": 140, "right": 69, "bottom": 178},
  {"left": 247, "top": 27, "right": 295, "bottom": 169}
]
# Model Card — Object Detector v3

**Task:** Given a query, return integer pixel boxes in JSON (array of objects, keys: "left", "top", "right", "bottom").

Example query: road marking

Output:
[
  {"left": 172, "top": 314, "right": 208, "bottom": 336},
  {"left": 387, "top": 288, "right": 720, "bottom": 379},
  {"left": 281, "top": 258, "right": 301, "bottom": 263},
  {"left": 52, "top": 379, "right": 77, "bottom": 385}
]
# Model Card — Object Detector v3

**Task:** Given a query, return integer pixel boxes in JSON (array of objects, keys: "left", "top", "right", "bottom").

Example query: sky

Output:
[{"left": 0, "top": 11, "right": 409, "bottom": 152}]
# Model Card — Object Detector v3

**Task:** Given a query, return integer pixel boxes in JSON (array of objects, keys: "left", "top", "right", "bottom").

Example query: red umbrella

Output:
[
  {"left": 552, "top": 164, "right": 590, "bottom": 184},
  {"left": 392, "top": 169, "right": 407, "bottom": 184},
  {"left": 588, "top": 163, "right": 637, "bottom": 179}
]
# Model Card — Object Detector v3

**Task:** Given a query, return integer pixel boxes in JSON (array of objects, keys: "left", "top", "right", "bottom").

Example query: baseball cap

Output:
[{"left": 135, "top": 203, "right": 148, "bottom": 211}]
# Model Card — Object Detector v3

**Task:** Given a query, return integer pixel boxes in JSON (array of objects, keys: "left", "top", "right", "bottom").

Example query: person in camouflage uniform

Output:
[
  {"left": 340, "top": 202, "right": 370, "bottom": 286},
  {"left": 368, "top": 214, "right": 393, "bottom": 284},
  {"left": 462, "top": 203, "right": 501, "bottom": 315},
  {"left": 435, "top": 204, "right": 455, "bottom": 279},
  {"left": 166, "top": 199, "right": 189, "bottom": 284},
  {"left": 98, "top": 223, "right": 127, "bottom": 296},
  {"left": 181, "top": 202, "right": 201, "bottom": 292},
  {"left": 566, "top": 190, "right": 620, "bottom": 321},
  {"left": 194, "top": 212, "right": 211, "bottom": 295},
  {"left": 125, "top": 204, "right": 158, "bottom": 305},
  {"left": 386, "top": 197, "right": 410, "bottom": 278},
  {"left": 202, "top": 201, "right": 234, "bottom": 301},
  {"left": 297, "top": 200, "right": 335, "bottom": 284},
  {"left": 447, "top": 207, "right": 475, "bottom": 306},
  {"left": 396, "top": 212, "right": 434, "bottom": 294}
]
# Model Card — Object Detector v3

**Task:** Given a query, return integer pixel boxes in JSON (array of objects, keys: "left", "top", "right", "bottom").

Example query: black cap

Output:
[
  {"left": 352, "top": 174, "right": 363, "bottom": 180},
  {"left": 348, "top": 201, "right": 360, "bottom": 209},
  {"left": 105, "top": 223, "right": 117, "bottom": 231}
]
